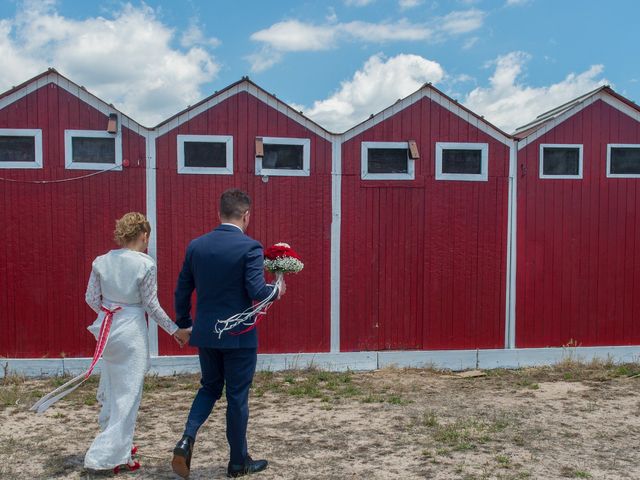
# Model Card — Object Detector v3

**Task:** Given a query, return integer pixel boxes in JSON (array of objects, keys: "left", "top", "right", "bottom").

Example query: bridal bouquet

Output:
[
  {"left": 214, "top": 242, "right": 303, "bottom": 338},
  {"left": 264, "top": 243, "right": 304, "bottom": 275}
]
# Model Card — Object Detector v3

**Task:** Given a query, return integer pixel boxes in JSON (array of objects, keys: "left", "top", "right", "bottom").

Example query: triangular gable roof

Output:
[
  {"left": 514, "top": 86, "right": 640, "bottom": 150},
  {"left": 341, "top": 82, "right": 513, "bottom": 146},
  {"left": 0, "top": 68, "right": 147, "bottom": 133},
  {"left": 154, "top": 77, "right": 334, "bottom": 142}
]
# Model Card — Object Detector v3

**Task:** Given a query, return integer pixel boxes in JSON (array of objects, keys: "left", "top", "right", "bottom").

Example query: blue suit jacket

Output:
[{"left": 174, "top": 224, "right": 277, "bottom": 349}]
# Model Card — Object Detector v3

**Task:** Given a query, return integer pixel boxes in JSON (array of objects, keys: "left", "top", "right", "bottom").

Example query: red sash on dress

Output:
[{"left": 30, "top": 305, "right": 121, "bottom": 414}]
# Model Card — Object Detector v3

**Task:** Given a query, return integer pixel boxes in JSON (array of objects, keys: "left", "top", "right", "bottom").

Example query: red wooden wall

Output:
[
  {"left": 155, "top": 91, "right": 332, "bottom": 355},
  {"left": 0, "top": 82, "right": 147, "bottom": 358},
  {"left": 340, "top": 96, "right": 510, "bottom": 351},
  {"left": 516, "top": 99, "right": 640, "bottom": 347}
]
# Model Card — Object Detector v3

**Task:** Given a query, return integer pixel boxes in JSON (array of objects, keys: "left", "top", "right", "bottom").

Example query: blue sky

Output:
[{"left": 0, "top": 0, "right": 638, "bottom": 131}]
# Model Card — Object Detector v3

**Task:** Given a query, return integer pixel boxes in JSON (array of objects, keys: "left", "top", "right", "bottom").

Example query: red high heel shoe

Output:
[
  {"left": 113, "top": 460, "right": 141, "bottom": 474},
  {"left": 131, "top": 445, "right": 138, "bottom": 456}
]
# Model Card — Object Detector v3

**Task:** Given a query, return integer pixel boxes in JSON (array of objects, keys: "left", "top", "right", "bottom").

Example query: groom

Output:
[{"left": 171, "top": 188, "right": 284, "bottom": 478}]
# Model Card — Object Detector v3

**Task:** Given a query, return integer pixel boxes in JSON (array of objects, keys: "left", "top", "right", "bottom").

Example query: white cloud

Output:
[
  {"left": 344, "top": 0, "right": 375, "bottom": 6},
  {"left": 245, "top": 48, "right": 283, "bottom": 73},
  {"left": 326, "top": 7, "right": 338, "bottom": 23},
  {"left": 249, "top": 10, "right": 484, "bottom": 71},
  {"left": 299, "top": 53, "right": 445, "bottom": 132},
  {"left": 341, "top": 20, "right": 432, "bottom": 42},
  {"left": 399, "top": 0, "right": 423, "bottom": 9},
  {"left": 180, "top": 21, "right": 221, "bottom": 49},
  {"left": 463, "top": 51, "right": 608, "bottom": 132},
  {"left": 505, "top": 0, "right": 531, "bottom": 5},
  {"left": 462, "top": 36, "right": 479, "bottom": 49},
  {"left": 439, "top": 9, "right": 485, "bottom": 35},
  {"left": 250, "top": 19, "right": 431, "bottom": 55},
  {"left": 250, "top": 20, "right": 337, "bottom": 52},
  {"left": 0, "top": 1, "right": 220, "bottom": 126}
]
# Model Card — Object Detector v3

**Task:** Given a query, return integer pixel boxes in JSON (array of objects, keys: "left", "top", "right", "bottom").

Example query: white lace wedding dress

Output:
[{"left": 83, "top": 248, "right": 178, "bottom": 470}]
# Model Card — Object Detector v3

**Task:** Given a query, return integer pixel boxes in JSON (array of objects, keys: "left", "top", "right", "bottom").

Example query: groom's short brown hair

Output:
[{"left": 220, "top": 189, "right": 251, "bottom": 220}]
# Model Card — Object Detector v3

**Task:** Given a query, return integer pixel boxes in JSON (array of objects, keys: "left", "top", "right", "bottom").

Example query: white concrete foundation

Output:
[{"left": 2, "top": 346, "right": 640, "bottom": 378}]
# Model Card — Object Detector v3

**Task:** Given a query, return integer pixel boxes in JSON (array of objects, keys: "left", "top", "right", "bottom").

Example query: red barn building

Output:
[
  {"left": 515, "top": 86, "right": 640, "bottom": 348},
  {"left": 0, "top": 69, "right": 149, "bottom": 359},
  {"left": 2, "top": 70, "right": 640, "bottom": 375},
  {"left": 338, "top": 84, "right": 516, "bottom": 354},
  {"left": 151, "top": 79, "right": 334, "bottom": 357}
]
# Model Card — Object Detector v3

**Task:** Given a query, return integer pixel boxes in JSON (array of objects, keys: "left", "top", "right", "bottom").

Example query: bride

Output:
[{"left": 82, "top": 212, "right": 191, "bottom": 472}]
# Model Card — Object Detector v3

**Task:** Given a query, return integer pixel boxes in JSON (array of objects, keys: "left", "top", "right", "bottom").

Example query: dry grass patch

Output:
[{"left": 1, "top": 362, "right": 639, "bottom": 479}]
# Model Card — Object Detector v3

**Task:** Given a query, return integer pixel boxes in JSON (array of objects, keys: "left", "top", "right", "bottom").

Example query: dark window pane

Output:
[
  {"left": 542, "top": 147, "right": 579, "bottom": 175},
  {"left": 0, "top": 136, "right": 35, "bottom": 163},
  {"left": 263, "top": 144, "right": 304, "bottom": 170},
  {"left": 184, "top": 141, "right": 227, "bottom": 168},
  {"left": 367, "top": 148, "right": 408, "bottom": 174},
  {"left": 72, "top": 137, "right": 115, "bottom": 164},
  {"left": 442, "top": 149, "right": 482, "bottom": 174},
  {"left": 610, "top": 147, "right": 640, "bottom": 175}
]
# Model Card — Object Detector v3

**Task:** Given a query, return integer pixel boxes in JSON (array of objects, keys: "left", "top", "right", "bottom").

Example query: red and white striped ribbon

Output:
[{"left": 30, "top": 306, "right": 121, "bottom": 414}]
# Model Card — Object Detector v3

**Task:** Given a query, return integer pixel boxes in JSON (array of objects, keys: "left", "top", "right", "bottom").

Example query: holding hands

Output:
[{"left": 173, "top": 327, "right": 192, "bottom": 348}]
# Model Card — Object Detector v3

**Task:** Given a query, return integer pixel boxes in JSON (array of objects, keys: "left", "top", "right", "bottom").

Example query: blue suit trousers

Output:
[{"left": 183, "top": 347, "right": 257, "bottom": 464}]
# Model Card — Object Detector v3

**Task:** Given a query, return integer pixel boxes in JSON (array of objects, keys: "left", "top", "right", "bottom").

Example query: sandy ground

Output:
[{"left": 1, "top": 360, "right": 640, "bottom": 479}]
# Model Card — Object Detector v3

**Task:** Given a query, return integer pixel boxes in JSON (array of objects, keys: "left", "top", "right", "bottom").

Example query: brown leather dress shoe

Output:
[{"left": 172, "top": 435, "right": 194, "bottom": 479}]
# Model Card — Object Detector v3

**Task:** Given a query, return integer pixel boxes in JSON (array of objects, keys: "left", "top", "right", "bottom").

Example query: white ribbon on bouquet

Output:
[{"left": 214, "top": 272, "right": 283, "bottom": 338}]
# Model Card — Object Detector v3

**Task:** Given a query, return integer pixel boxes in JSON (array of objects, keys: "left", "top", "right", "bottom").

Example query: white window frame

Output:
[
  {"left": 607, "top": 144, "right": 640, "bottom": 178},
  {"left": 361, "top": 141, "right": 414, "bottom": 180},
  {"left": 255, "top": 137, "right": 310, "bottom": 177},
  {"left": 177, "top": 134, "right": 233, "bottom": 175},
  {"left": 65, "top": 130, "right": 122, "bottom": 171},
  {"left": 435, "top": 142, "right": 489, "bottom": 182},
  {"left": 539, "top": 144, "right": 583, "bottom": 179},
  {"left": 0, "top": 128, "right": 43, "bottom": 169}
]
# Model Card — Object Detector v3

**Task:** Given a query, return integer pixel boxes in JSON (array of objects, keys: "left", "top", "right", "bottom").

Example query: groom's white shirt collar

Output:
[{"left": 221, "top": 223, "right": 243, "bottom": 233}]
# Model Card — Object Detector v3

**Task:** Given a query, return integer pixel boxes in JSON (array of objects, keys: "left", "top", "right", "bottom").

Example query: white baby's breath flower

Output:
[{"left": 264, "top": 256, "right": 304, "bottom": 274}]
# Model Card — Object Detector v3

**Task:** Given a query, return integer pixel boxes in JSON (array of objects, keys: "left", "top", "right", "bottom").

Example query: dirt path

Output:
[{"left": 1, "top": 361, "right": 639, "bottom": 479}]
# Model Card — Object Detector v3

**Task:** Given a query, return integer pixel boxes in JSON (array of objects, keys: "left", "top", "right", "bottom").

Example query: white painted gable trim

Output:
[
  {"left": 0, "top": 72, "right": 147, "bottom": 134},
  {"left": 341, "top": 87, "right": 512, "bottom": 146},
  {"left": 155, "top": 82, "right": 333, "bottom": 142},
  {"left": 517, "top": 92, "right": 640, "bottom": 151}
]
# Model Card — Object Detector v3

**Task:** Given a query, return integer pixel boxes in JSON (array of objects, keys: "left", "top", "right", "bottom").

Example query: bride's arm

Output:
[
  {"left": 85, "top": 269, "right": 102, "bottom": 313},
  {"left": 140, "top": 265, "right": 179, "bottom": 335}
]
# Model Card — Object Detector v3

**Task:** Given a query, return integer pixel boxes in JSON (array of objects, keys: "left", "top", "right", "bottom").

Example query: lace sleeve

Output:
[
  {"left": 85, "top": 269, "right": 102, "bottom": 313},
  {"left": 140, "top": 265, "right": 179, "bottom": 335}
]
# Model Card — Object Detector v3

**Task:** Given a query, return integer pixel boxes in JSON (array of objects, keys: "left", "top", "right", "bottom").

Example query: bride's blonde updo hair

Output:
[{"left": 114, "top": 212, "right": 151, "bottom": 247}]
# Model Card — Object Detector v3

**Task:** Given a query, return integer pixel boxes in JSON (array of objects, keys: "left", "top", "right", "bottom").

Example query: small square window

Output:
[
  {"left": 65, "top": 130, "right": 122, "bottom": 170},
  {"left": 72, "top": 137, "right": 115, "bottom": 164},
  {"left": 177, "top": 135, "right": 233, "bottom": 175},
  {"left": 368, "top": 148, "right": 408, "bottom": 174},
  {"left": 539, "top": 144, "right": 582, "bottom": 179},
  {"left": 361, "top": 142, "right": 414, "bottom": 180},
  {"left": 184, "top": 142, "right": 227, "bottom": 168},
  {"left": 435, "top": 142, "right": 488, "bottom": 181},
  {"left": 607, "top": 145, "right": 640, "bottom": 177},
  {"left": 0, "top": 129, "right": 43, "bottom": 169},
  {"left": 255, "top": 137, "right": 310, "bottom": 177}
]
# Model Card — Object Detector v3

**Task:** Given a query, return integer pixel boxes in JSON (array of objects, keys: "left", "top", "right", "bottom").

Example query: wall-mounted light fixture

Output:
[
  {"left": 255, "top": 137, "right": 264, "bottom": 157},
  {"left": 408, "top": 140, "right": 420, "bottom": 159},
  {"left": 107, "top": 113, "right": 118, "bottom": 134}
]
